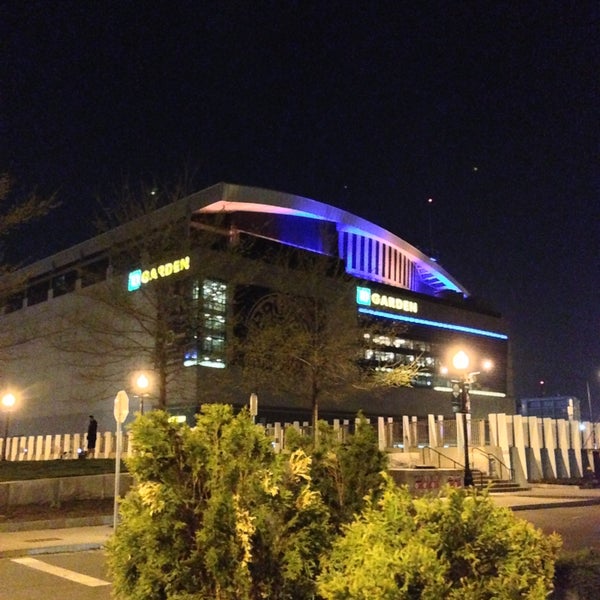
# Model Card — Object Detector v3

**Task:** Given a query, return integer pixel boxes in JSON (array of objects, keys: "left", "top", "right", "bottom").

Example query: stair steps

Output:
[{"left": 471, "top": 470, "right": 530, "bottom": 493}]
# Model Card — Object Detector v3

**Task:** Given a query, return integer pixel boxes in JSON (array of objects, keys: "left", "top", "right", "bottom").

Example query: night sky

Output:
[{"left": 3, "top": 2, "right": 599, "bottom": 410}]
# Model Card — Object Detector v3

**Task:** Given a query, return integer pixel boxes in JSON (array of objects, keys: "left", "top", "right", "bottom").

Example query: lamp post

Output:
[
  {"left": 1, "top": 393, "right": 17, "bottom": 461},
  {"left": 450, "top": 350, "right": 494, "bottom": 487},
  {"left": 135, "top": 373, "right": 150, "bottom": 415},
  {"left": 132, "top": 372, "right": 152, "bottom": 415},
  {"left": 452, "top": 351, "right": 474, "bottom": 487}
]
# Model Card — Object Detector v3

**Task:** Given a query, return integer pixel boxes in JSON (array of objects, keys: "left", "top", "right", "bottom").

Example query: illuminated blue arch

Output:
[{"left": 183, "top": 183, "right": 468, "bottom": 296}]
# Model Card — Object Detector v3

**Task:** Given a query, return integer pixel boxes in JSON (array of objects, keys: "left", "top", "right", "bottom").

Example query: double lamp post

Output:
[{"left": 450, "top": 350, "right": 493, "bottom": 487}]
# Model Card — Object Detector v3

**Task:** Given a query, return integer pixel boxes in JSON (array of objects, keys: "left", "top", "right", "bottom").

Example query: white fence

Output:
[
  {"left": 0, "top": 430, "right": 132, "bottom": 461},
  {"left": 2, "top": 414, "right": 599, "bottom": 483}
]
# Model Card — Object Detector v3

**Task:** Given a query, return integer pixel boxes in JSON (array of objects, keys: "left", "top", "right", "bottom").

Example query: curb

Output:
[
  {"left": 1, "top": 541, "right": 107, "bottom": 559},
  {"left": 510, "top": 497, "right": 600, "bottom": 511},
  {"left": 0, "top": 514, "right": 112, "bottom": 533}
]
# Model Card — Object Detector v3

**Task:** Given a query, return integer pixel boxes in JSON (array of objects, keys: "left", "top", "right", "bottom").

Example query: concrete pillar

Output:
[
  {"left": 103, "top": 431, "right": 113, "bottom": 458},
  {"left": 44, "top": 435, "right": 53, "bottom": 460},
  {"left": 527, "top": 417, "right": 543, "bottom": 480},
  {"left": 52, "top": 434, "right": 61, "bottom": 459},
  {"left": 556, "top": 419, "right": 570, "bottom": 478},
  {"left": 63, "top": 434, "right": 72, "bottom": 459},
  {"left": 378, "top": 416, "right": 386, "bottom": 451},
  {"left": 387, "top": 417, "right": 394, "bottom": 448},
  {"left": 35, "top": 436, "right": 44, "bottom": 460},
  {"left": 25, "top": 436, "right": 35, "bottom": 460},
  {"left": 581, "top": 422, "right": 594, "bottom": 449},
  {"left": 7, "top": 437, "right": 16, "bottom": 460},
  {"left": 73, "top": 433, "right": 82, "bottom": 457},
  {"left": 542, "top": 418, "right": 557, "bottom": 478},
  {"left": 489, "top": 413, "right": 499, "bottom": 446},
  {"left": 570, "top": 420, "right": 583, "bottom": 478},
  {"left": 427, "top": 414, "right": 437, "bottom": 448},
  {"left": 476, "top": 419, "right": 486, "bottom": 446},
  {"left": 437, "top": 415, "right": 444, "bottom": 447},
  {"left": 402, "top": 415, "right": 410, "bottom": 451},
  {"left": 274, "top": 422, "right": 282, "bottom": 452},
  {"left": 512, "top": 415, "right": 528, "bottom": 481},
  {"left": 17, "top": 436, "right": 26, "bottom": 460}
]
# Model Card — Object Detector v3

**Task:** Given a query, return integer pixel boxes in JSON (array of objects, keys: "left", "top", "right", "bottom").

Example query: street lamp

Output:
[
  {"left": 1, "top": 392, "right": 17, "bottom": 461},
  {"left": 450, "top": 350, "right": 493, "bottom": 487},
  {"left": 133, "top": 372, "right": 150, "bottom": 415},
  {"left": 452, "top": 351, "right": 474, "bottom": 486}
]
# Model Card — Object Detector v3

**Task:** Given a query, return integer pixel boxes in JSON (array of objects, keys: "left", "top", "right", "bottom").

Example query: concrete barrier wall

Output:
[
  {"left": 0, "top": 473, "right": 132, "bottom": 509},
  {"left": 389, "top": 468, "right": 463, "bottom": 495}
]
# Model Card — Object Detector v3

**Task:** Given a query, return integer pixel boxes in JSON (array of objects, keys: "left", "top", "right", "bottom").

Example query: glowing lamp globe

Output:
[{"left": 452, "top": 350, "right": 470, "bottom": 371}]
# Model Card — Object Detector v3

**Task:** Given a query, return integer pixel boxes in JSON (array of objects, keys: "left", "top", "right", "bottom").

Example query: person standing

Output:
[{"left": 87, "top": 415, "right": 98, "bottom": 457}]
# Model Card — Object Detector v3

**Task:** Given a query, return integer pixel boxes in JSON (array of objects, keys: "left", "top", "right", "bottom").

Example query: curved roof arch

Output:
[{"left": 186, "top": 183, "right": 469, "bottom": 296}]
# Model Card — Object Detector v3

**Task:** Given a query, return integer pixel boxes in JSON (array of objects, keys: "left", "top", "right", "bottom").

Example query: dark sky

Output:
[{"left": 2, "top": 2, "right": 599, "bottom": 409}]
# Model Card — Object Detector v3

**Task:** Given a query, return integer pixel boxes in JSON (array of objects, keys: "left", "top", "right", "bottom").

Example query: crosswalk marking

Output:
[{"left": 11, "top": 557, "right": 110, "bottom": 587}]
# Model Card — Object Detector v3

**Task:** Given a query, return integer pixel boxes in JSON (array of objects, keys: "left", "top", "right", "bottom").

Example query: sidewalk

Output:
[
  {"left": 0, "top": 522, "right": 113, "bottom": 558},
  {"left": 2, "top": 485, "right": 600, "bottom": 558},
  {"left": 490, "top": 483, "right": 600, "bottom": 510}
]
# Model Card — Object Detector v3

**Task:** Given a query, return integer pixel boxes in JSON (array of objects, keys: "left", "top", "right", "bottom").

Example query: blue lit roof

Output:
[{"left": 190, "top": 183, "right": 469, "bottom": 296}]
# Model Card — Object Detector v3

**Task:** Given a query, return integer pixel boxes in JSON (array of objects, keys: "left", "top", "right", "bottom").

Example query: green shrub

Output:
[
  {"left": 285, "top": 414, "right": 388, "bottom": 530},
  {"left": 106, "top": 406, "right": 331, "bottom": 600},
  {"left": 317, "top": 478, "right": 562, "bottom": 600}
]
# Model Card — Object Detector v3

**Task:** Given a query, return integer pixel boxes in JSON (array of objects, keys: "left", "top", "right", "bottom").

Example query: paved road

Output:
[
  {"left": 516, "top": 503, "right": 600, "bottom": 552},
  {"left": 0, "top": 550, "right": 111, "bottom": 600}
]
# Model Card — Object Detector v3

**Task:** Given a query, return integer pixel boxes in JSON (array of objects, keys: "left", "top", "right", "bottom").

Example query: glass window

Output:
[{"left": 185, "top": 278, "right": 228, "bottom": 369}]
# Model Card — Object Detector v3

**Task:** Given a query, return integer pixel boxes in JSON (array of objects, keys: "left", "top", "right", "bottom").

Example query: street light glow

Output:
[
  {"left": 136, "top": 374, "right": 149, "bottom": 391},
  {"left": 2, "top": 392, "right": 18, "bottom": 461},
  {"left": 1, "top": 393, "right": 16, "bottom": 409},
  {"left": 452, "top": 350, "right": 470, "bottom": 371}
]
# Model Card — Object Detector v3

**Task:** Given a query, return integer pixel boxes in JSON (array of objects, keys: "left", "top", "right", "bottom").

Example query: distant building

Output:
[
  {"left": 519, "top": 395, "right": 581, "bottom": 421},
  {"left": 0, "top": 183, "right": 515, "bottom": 434}
]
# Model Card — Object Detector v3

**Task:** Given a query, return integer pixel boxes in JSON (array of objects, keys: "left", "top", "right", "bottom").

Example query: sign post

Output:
[{"left": 113, "top": 390, "right": 129, "bottom": 529}]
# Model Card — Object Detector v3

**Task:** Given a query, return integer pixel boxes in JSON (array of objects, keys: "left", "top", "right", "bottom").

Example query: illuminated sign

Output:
[
  {"left": 128, "top": 256, "right": 191, "bottom": 291},
  {"left": 356, "top": 286, "right": 418, "bottom": 314}
]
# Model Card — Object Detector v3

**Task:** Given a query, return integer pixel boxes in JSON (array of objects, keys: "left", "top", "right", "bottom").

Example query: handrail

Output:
[
  {"left": 420, "top": 445, "right": 514, "bottom": 485},
  {"left": 419, "top": 446, "right": 487, "bottom": 487},
  {"left": 421, "top": 445, "right": 463, "bottom": 470},
  {"left": 471, "top": 447, "right": 514, "bottom": 481}
]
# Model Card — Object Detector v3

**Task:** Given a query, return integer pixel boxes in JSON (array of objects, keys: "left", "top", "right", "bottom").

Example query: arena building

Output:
[{"left": 0, "top": 183, "right": 514, "bottom": 435}]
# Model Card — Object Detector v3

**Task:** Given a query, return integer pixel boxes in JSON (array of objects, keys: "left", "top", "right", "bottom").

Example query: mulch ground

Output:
[{"left": 0, "top": 498, "right": 114, "bottom": 523}]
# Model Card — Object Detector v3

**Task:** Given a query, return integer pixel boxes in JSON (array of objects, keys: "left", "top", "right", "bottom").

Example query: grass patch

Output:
[
  {"left": 0, "top": 459, "right": 126, "bottom": 481},
  {"left": 553, "top": 549, "right": 600, "bottom": 599}
]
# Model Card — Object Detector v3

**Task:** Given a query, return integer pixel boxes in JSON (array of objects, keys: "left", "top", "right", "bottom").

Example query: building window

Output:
[{"left": 184, "top": 278, "right": 227, "bottom": 369}]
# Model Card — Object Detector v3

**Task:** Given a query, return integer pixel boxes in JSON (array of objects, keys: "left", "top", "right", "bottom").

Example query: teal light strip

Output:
[{"left": 358, "top": 307, "right": 508, "bottom": 340}]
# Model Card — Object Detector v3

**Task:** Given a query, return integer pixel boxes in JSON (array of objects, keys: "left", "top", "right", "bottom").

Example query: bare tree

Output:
[
  {"left": 53, "top": 180, "right": 252, "bottom": 409},
  {"left": 238, "top": 248, "right": 419, "bottom": 442},
  {"left": 0, "top": 173, "right": 59, "bottom": 269}
]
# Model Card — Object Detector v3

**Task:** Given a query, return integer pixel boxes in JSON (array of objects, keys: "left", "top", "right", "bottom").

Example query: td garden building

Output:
[{"left": 0, "top": 183, "right": 514, "bottom": 435}]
